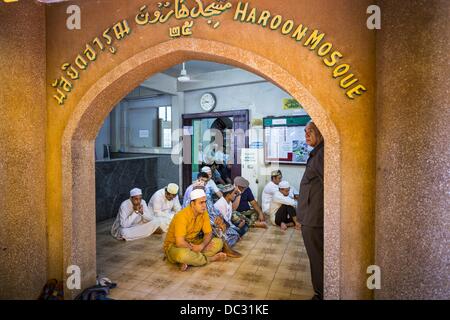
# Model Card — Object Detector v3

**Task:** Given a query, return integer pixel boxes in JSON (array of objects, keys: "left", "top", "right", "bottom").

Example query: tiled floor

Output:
[{"left": 96, "top": 218, "right": 314, "bottom": 300}]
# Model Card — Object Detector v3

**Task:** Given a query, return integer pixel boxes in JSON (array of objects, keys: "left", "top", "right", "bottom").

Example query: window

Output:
[
  {"left": 158, "top": 106, "right": 172, "bottom": 148},
  {"left": 159, "top": 106, "right": 171, "bottom": 122}
]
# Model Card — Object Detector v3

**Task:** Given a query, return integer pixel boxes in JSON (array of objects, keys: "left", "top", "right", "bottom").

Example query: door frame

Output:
[{"left": 181, "top": 109, "right": 249, "bottom": 192}]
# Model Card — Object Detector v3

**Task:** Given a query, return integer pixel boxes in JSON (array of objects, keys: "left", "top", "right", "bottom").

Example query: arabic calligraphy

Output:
[{"left": 136, "top": 0, "right": 232, "bottom": 37}]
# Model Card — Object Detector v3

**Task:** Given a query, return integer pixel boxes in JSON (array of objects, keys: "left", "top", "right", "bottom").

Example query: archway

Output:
[{"left": 61, "top": 38, "right": 342, "bottom": 299}]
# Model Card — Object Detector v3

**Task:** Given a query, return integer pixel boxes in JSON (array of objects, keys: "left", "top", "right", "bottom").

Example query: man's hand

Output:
[
  {"left": 214, "top": 216, "right": 227, "bottom": 232},
  {"left": 238, "top": 220, "right": 246, "bottom": 228},
  {"left": 258, "top": 214, "right": 265, "bottom": 222},
  {"left": 191, "top": 243, "right": 204, "bottom": 253},
  {"left": 133, "top": 204, "right": 143, "bottom": 215}
]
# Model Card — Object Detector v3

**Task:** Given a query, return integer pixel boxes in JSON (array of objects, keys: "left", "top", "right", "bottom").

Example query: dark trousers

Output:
[
  {"left": 232, "top": 221, "right": 249, "bottom": 237},
  {"left": 274, "top": 205, "right": 296, "bottom": 226},
  {"left": 301, "top": 225, "right": 324, "bottom": 299}
]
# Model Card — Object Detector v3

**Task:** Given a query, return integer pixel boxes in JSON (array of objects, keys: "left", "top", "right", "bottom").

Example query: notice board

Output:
[{"left": 263, "top": 115, "right": 312, "bottom": 165}]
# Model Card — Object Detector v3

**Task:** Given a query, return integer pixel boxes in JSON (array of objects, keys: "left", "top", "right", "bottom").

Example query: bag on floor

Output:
[
  {"left": 39, "top": 279, "right": 64, "bottom": 300},
  {"left": 74, "top": 285, "right": 112, "bottom": 300}
]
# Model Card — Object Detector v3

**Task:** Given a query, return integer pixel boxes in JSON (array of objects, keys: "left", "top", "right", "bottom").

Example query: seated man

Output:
[
  {"left": 201, "top": 166, "right": 223, "bottom": 199},
  {"left": 148, "top": 183, "right": 181, "bottom": 232},
  {"left": 262, "top": 170, "right": 299, "bottom": 214},
  {"left": 111, "top": 188, "right": 163, "bottom": 241},
  {"left": 232, "top": 176, "right": 267, "bottom": 229},
  {"left": 211, "top": 162, "right": 227, "bottom": 185},
  {"left": 214, "top": 184, "right": 249, "bottom": 237},
  {"left": 182, "top": 172, "right": 209, "bottom": 208},
  {"left": 163, "top": 189, "right": 227, "bottom": 271},
  {"left": 268, "top": 181, "right": 301, "bottom": 231}
]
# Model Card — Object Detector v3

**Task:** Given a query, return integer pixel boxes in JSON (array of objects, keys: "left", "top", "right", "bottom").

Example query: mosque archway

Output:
[{"left": 60, "top": 38, "right": 350, "bottom": 299}]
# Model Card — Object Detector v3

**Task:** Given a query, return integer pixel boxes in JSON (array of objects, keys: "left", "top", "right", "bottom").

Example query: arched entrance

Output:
[{"left": 61, "top": 38, "right": 343, "bottom": 299}]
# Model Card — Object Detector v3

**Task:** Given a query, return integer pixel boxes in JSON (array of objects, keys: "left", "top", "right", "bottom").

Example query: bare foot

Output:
[
  {"left": 280, "top": 222, "right": 288, "bottom": 231},
  {"left": 179, "top": 263, "right": 189, "bottom": 271},
  {"left": 255, "top": 221, "right": 268, "bottom": 229},
  {"left": 209, "top": 252, "right": 227, "bottom": 262}
]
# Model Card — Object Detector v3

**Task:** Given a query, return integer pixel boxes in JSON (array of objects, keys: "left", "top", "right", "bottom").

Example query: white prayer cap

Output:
[
  {"left": 130, "top": 188, "right": 142, "bottom": 197},
  {"left": 201, "top": 166, "right": 212, "bottom": 173},
  {"left": 166, "top": 183, "right": 179, "bottom": 195},
  {"left": 190, "top": 188, "right": 206, "bottom": 201},
  {"left": 279, "top": 181, "right": 290, "bottom": 189}
]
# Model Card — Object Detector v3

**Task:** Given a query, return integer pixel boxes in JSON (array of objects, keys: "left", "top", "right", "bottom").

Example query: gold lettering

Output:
[
  {"left": 246, "top": 8, "right": 257, "bottom": 24},
  {"left": 92, "top": 37, "right": 104, "bottom": 51},
  {"left": 61, "top": 63, "right": 79, "bottom": 80},
  {"left": 75, "top": 55, "right": 88, "bottom": 70},
  {"left": 175, "top": 0, "right": 190, "bottom": 19},
  {"left": 169, "top": 26, "right": 181, "bottom": 38},
  {"left": 52, "top": 88, "right": 66, "bottom": 105},
  {"left": 281, "top": 20, "right": 294, "bottom": 35},
  {"left": 317, "top": 42, "right": 333, "bottom": 57},
  {"left": 112, "top": 20, "right": 131, "bottom": 40},
  {"left": 84, "top": 44, "right": 97, "bottom": 61},
  {"left": 234, "top": 1, "right": 248, "bottom": 22},
  {"left": 135, "top": 5, "right": 149, "bottom": 25},
  {"left": 269, "top": 15, "right": 282, "bottom": 30},
  {"left": 292, "top": 24, "right": 308, "bottom": 42},
  {"left": 324, "top": 51, "right": 343, "bottom": 67},
  {"left": 339, "top": 73, "right": 358, "bottom": 89},
  {"left": 181, "top": 20, "right": 194, "bottom": 36},
  {"left": 346, "top": 84, "right": 367, "bottom": 99},
  {"left": 304, "top": 30, "right": 325, "bottom": 50},
  {"left": 102, "top": 28, "right": 113, "bottom": 45},
  {"left": 256, "top": 10, "right": 271, "bottom": 27},
  {"left": 333, "top": 64, "right": 350, "bottom": 78}
]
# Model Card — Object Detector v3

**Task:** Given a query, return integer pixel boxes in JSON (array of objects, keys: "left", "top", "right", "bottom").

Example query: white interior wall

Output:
[{"left": 95, "top": 67, "right": 309, "bottom": 197}]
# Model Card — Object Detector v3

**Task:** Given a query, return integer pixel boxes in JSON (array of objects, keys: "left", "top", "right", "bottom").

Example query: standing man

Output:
[
  {"left": 163, "top": 189, "right": 227, "bottom": 271},
  {"left": 297, "top": 121, "right": 324, "bottom": 300},
  {"left": 111, "top": 188, "right": 163, "bottom": 241},
  {"left": 148, "top": 183, "right": 181, "bottom": 232}
]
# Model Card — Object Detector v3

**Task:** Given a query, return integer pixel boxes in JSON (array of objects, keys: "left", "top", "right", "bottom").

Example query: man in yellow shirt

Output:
[{"left": 163, "top": 188, "right": 227, "bottom": 271}]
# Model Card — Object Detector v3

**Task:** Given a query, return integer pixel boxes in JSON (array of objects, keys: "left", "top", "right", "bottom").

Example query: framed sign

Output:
[{"left": 263, "top": 115, "right": 312, "bottom": 165}]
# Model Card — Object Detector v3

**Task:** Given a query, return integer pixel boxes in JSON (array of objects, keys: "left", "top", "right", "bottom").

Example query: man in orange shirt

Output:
[{"left": 163, "top": 188, "right": 227, "bottom": 271}]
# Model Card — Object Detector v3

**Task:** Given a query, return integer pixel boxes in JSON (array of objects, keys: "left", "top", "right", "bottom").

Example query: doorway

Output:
[
  {"left": 182, "top": 110, "right": 249, "bottom": 192},
  {"left": 59, "top": 39, "right": 350, "bottom": 300}
]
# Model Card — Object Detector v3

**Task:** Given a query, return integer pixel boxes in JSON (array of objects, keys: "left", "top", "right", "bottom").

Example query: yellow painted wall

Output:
[{"left": 0, "top": 1, "right": 47, "bottom": 299}]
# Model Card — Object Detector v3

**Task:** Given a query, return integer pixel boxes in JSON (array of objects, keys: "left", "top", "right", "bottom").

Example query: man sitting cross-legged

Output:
[
  {"left": 163, "top": 189, "right": 227, "bottom": 271},
  {"left": 111, "top": 188, "right": 163, "bottom": 241}
]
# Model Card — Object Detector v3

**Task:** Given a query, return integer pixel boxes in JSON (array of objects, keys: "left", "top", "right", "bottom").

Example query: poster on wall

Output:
[{"left": 263, "top": 115, "right": 312, "bottom": 165}]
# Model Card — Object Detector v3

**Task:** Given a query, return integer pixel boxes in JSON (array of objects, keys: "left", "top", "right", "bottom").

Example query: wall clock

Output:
[{"left": 200, "top": 92, "right": 216, "bottom": 112}]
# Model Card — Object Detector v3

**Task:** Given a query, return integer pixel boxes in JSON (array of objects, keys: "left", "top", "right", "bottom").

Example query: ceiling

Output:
[{"left": 163, "top": 60, "right": 235, "bottom": 78}]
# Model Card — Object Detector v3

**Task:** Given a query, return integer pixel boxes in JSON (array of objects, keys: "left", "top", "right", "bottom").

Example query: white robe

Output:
[
  {"left": 111, "top": 199, "right": 162, "bottom": 241},
  {"left": 261, "top": 181, "right": 298, "bottom": 213},
  {"left": 148, "top": 188, "right": 181, "bottom": 232},
  {"left": 268, "top": 191, "right": 297, "bottom": 226},
  {"left": 214, "top": 196, "right": 233, "bottom": 225},
  {"left": 206, "top": 179, "right": 220, "bottom": 194}
]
